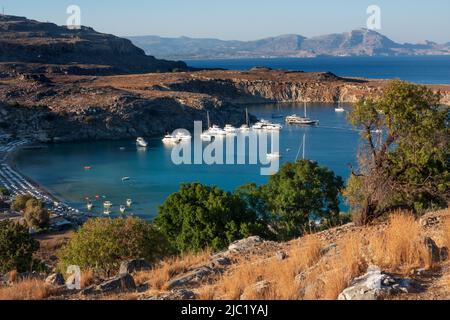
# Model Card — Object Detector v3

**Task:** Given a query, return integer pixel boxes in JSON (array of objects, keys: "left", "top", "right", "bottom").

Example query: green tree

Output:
[
  {"left": 58, "top": 217, "right": 171, "bottom": 275},
  {"left": 346, "top": 80, "right": 449, "bottom": 224},
  {"left": 155, "top": 183, "right": 268, "bottom": 252},
  {"left": 10, "top": 194, "right": 34, "bottom": 212},
  {"left": 24, "top": 199, "right": 49, "bottom": 230},
  {"left": 260, "top": 160, "right": 344, "bottom": 239},
  {"left": 0, "top": 220, "right": 40, "bottom": 273}
]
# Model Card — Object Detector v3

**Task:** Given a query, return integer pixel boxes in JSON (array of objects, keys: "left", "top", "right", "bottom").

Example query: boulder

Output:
[
  {"left": 97, "top": 273, "right": 136, "bottom": 293},
  {"left": 338, "top": 266, "right": 418, "bottom": 300},
  {"left": 209, "top": 256, "right": 232, "bottom": 269},
  {"left": 320, "top": 243, "right": 337, "bottom": 256},
  {"left": 119, "top": 259, "right": 151, "bottom": 275},
  {"left": 45, "top": 273, "right": 65, "bottom": 286},
  {"left": 167, "top": 266, "right": 213, "bottom": 289},
  {"left": 424, "top": 237, "right": 441, "bottom": 264},
  {"left": 240, "top": 280, "right": 271, "bottom": 300},
  {"left": 276, "top": 251, "right": 288, "bottom": 261},
  {"left": 228, "top": 236, "right": 263, "bottom": 253}
]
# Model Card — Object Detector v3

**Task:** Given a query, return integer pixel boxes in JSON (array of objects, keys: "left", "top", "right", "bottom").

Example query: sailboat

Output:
[
  {"left": 201, "top": 111, "right": 213, "bottom": 141},
  {"left": 285, "top": 102, "right": 319, "bottom": 126},
  {"left": 335, "top": 102, "right": 345, "bottom": 113},
  {"left": 296, "top": 133, "right": 307, "bottom": 161},
  {"left": 239, "top": 108, "right": 250, "bottom": 132}
]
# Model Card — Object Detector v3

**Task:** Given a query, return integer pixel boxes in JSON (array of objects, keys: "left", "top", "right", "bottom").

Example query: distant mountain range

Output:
[{"left": 128, "top": 29, "right": 450, "bottom": 60}]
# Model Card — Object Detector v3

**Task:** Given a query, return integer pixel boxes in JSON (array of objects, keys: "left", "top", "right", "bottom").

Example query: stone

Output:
[
  {"left": 96, "top": 273, "right": 136, "bottom": 293},
  {"left": 276, "top": 251, "right": 288, "bottom": 261},
  {"left": 424, "top": 237, "right": 441, "bottom": 264},
  {"left": 228, "top": 236, "right": 263, "bottom": 253},
  {"left": 338, "top": 266, "right": 418, "bottom": 300},
  {"left": 79, "top": 285, "right": 97, "bottom": 296},
  {"left": 320, "top": 243, "right": 337, "bottom": 256},
  {"left": 440, "top": 247, "right": 449, "bottom": 261},
  {"left": 119, "top": 259, "right": 151, "bottom": 275},
  {"left": 209, "top": 256, "right": 232, "bottom": 269},
  {"left": 167, "top": 266, "right": 213, "bottom": 289},
  {"left": 240, "top": 280, "right": 271, "bottom": 300},
  {"left": 45, "top": 273, "right": 65, "bottom": 286}
]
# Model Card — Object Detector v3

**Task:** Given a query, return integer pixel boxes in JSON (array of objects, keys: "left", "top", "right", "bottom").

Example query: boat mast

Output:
[
  {"left": 206, "top": 111, "right": 211, "bottom": 129},
  {"left": 245, "top": 108, "right": 249, "bottom": 126},
  {"left": 304, "top": 102, "right": 307, "bottom": 118},
  {"left": 303, "top": 133, "right": 306, "bottom": 160}
]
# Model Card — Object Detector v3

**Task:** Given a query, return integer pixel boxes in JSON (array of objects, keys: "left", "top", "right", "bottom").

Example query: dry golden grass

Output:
[
  {"left": 80, "top": 269, "right": 95, "bottom": 289},
  {"left": 135, "top": 249, "right": 212, "bottom": 290},
  {"left": 201, "top": 235, "right": 324, "bottom": 300},
  {"left": 369, "top": 211, "right": 432, "bottom": 274},
  {"left": 0, "top": 279, "right": 58, "bottom": 300},
  {"left": 443, "top": 217, "right": 450, "bottom": 250}
]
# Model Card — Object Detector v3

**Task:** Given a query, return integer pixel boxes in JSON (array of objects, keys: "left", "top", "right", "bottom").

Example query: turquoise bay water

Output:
[
  {"left": 187, "top": 56, "right": 450, "bottom": 84},
  {"left": 15, "top": 103, "right": 359, "bottom": 219}
]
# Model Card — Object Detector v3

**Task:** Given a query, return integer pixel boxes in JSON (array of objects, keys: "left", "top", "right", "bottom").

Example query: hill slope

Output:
[{"left": 0, "top": 15, "right": 187, "bottom": 74}]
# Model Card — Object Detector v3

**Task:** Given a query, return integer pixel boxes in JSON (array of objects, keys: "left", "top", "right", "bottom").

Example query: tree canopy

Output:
[{"left": 346, "top": 80, "right": 449, "bottom": 223}]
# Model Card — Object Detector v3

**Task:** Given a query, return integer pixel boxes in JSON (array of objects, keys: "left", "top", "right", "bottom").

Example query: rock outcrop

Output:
[{"left": 0, "top": 15, "right": 187, "bottom": 75}]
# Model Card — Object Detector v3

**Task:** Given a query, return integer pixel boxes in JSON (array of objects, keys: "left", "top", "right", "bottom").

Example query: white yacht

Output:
[
  {"left": 86, "top": 201, "right": 93, "bottom": 211},
  {"left": 200, "top": 131, "right": 213, "bottom": 141},
  {"left": 136, "top": 137, "right": 148, "bottom": 148},
  {"left": 252, "top": 119, "right": 269, "bottom": 130},
  {"left": 175, "top": 131, "right": 192, "bottom": 141},
  {"left": 162, "top": 134, "right": 181, "bottom": 144},
  {"left": 224, "top": 124, "right": 237, "bottom": 134},
  {"left": 120, "top": 205, "right": 126, "bottom": 214},
  {"left": 266, "top": 123, "right": 283, "bottom": 131},
  {"left": 103, "top": 201, "right": 112, "bottom": 209},
  {"left": 239, "top": 124, "right": 250, "bottom": 132},
  {"left": 285, "top": 103, "right": 319, "bottom": 126},
  {"left": 209, "top": 125, "right": 227, "bottom": 136}
]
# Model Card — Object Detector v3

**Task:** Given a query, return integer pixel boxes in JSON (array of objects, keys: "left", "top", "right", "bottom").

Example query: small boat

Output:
[
  {"left": 200, "top": 131, "right": 213, "bottom": 141},
  {"left": 103, "top": 201, "right": 112, "bottom": 209},
  {"left": 208, "top": 125, "right": 227, "bottom": 136},
  {"left": 86, "top": 202, "right": 93, "bottom": 211},
  {"left": 126, "top": 199, "right": 133, "bottom": 207},
  {"left": 224, "top": 124, "right": 237, "bottom": 134},
  {"left": 335, "top": 102, "right": 345, "bottom": 113},
  {"left": 175, "top": 132, "right": 192, "bottom": 141},
  {"left": 371, "top": 129, "right": 383, "bottom": 134},
  {"left": 122, "top": 177, "right": 131, "bottom": 182},
  {"left": 120, "top": 205, "right": 126, "bottom": 214},
  {"left": 162, "top": 134, "right": 181, "bottom": 144},
  {"left": 103, "top": 209, "right": 111, "bottom": 215},
  {"left": 136, "top": 137, "right": 148, "bottom": 148},
  {"left": 267, "top": 152, "right": 281, "bottom": 159},
  {"left": 119, "top": 147, "right": 126, "bottom": 151},
  {"left": 252, "top": 120, "right": 269, "bottom": 130},
  {"left": 239, "top": 124, "right": 250, "bottom": 132},
  {"left": 266, "top": 123, "right": 283, "bottom": 131},
  {"left": 84, "top": 166, "right": 92, "bottom": 171}
]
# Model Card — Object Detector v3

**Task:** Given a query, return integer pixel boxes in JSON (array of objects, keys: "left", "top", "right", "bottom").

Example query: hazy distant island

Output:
[{"left": 128, "top": 29, "right": 450, "bottom": 60}]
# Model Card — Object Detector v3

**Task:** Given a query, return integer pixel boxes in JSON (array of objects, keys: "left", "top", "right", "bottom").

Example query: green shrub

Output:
[
  {"left": 24, "top": 199, "right": 49, "bottom": 230},
  {"left": 260, "top": 160, "right": 344, "bottom": 239},
  {"left": 155, "top": 183, "right": 269, "bottom": 252},
  {"left": 0, "top": 220, "right": 40, "bottom": 273},
  {"left": 58, "top": 217, "right": 171, "bottom": 275},
  {"left": 10, "top": 195, "right": 34, "bottom": 212},
  {"left": 0, "top": 186, "right": 10, "bottom": 196}
]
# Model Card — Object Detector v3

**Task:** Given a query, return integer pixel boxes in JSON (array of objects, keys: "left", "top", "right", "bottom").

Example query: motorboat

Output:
[
  {"left": 103, "top": 209, "right": 111, "bottom": 215},
  {"left": 200, "top": 131, "right": 213, "bottom": 141},
  {"left": 122, "top": 177, "right": 131, "bottom": 182},
  {"left": 224, "top": 124, "right": 237, "bottom": 134},
  {"left": 239, "top": 124, "right": 250, "bottom": 132},
  {"left": 267, "top": 152, "right": 281, "bottom": 159},
  {"left": 252, "top": 120, "right": 270, "bottom": 130},
  {"left": 285, "top": 103, "right": 319, "bottom": 126},
  {"left": 86, "top": 202, "right": 93, "bottom": 211},
  {"left": 120, "top": 205, "right": 126, "bottom": 214},
  {"left": 126, "top": 199, "right": 133, "bottom": 207},
  {"left": 265, "top": 123, "right": 283, "bottom": 131},
  {"left": 175, "top": 131, "right": 192, "bottom": 141},
  {"left": 103, "top": 201, "right": 113, "bottom": 209},
  {"left": 162, "top": 134, "right": 181, "bottom": 144},
  {"left": 136, "top": 137, "right": 148, "bottom": 148},
  {"left": 208, "top": 125, "right": 227, "bottom": 136}
]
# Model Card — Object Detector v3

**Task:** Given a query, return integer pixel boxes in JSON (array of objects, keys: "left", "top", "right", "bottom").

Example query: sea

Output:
[{"left": 14, "top": 56, "right": 450, "bottom": 219}]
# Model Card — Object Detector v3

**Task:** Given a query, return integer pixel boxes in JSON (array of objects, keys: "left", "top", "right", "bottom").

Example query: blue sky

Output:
[{"left": 2, "top": 0, "right": 450, "bottom": 43}]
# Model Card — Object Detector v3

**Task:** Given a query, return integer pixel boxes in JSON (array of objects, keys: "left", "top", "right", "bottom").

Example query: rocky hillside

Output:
[
  {"left": 0, "top": 69, "right": 449, "bottom": 142},
  {"left": 129, "top": 29, "right": 450, "bottom": 60},
  {"left": 0, "top": 15, "right": 187, "bottom": 75},
  {"left": 1, "top": 209, "right": 449, "bottom": 300}
]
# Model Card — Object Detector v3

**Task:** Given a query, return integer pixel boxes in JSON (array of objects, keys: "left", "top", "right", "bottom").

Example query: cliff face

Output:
[
  {"left": 0, "top": 15, "right": 188, "bottom": 74},
  {"left": 0, "top": 69, "right": 448, "bottom": 143}
]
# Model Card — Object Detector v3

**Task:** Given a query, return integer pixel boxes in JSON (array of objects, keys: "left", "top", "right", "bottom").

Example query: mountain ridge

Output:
[{"left": 128, "top": 29, "right": 450, "bottom": 60}]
